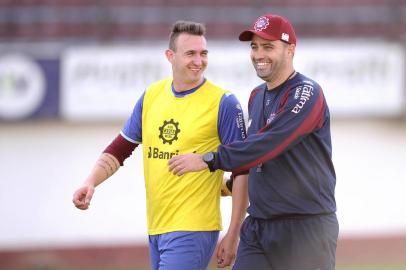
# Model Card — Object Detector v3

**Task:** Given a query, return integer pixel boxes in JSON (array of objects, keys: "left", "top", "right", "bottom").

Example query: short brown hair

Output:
[{"left": 169, "top": 21, "right": 206, "bottom": 51}]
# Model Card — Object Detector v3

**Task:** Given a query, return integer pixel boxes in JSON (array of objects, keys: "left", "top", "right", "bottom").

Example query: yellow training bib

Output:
[{"left": 141, "top": 78, "right": 227, "bottom": 235}]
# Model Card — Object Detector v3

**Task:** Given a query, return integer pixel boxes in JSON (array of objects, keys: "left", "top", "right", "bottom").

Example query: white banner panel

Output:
[
  {"left": 61, "top": 40, "right": 404, "bottom": 120},
  {"left": 294, "top": 39, "right": 405, "bottom": 117},
  {"left": 61, "top": 45, "right": 170, "bottom": 120}
]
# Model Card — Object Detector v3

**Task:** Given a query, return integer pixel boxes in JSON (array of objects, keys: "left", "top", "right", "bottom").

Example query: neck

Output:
[
  {"left": 266, "top": 69, "right": 296, "bottom": 90},
  {"left": 172, "top": 77, "right": 204, "bottom": 92}
]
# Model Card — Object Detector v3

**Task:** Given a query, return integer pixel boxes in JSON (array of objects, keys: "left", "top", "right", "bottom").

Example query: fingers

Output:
[
  {"left": 168, "top": 154, "right": 181, "bottom": 165},
  {"left": 216, "top": 245, "right": 225, "bottom": 267},
  {"left": 220, "top": 184, "right": 232, "bottom": 197},
  {"left": 217, "top": 250, "right": 234, "bottom": 268},
  {"left": 216, "top": 244, "right": 233, "bottom": 268},
  {"left": 168, "top": 162, "right": 184, "bottom": 176},
  {"left": 168, "top": 156, "right": 187, "bottom": 176},
  {"left": 85, "top": 188, "right": 94, "bottom": 205},
  {"left": 171, "top": 165, "right": 183, "bottom": 176},
  {"left": 223, "top": 252, "right": 235, "bottom": 267},
  {"left": 216, "top": 244, "right": 223, "bottom": 260},
  {"left": 72, "top": 186, "right": 93, "bottom": 210},
  {"left": 216, "top": 238, "right": 236, "bottom": 268},
  {"left": 75, "top": 203, "right": 89, "bottom": 210},
  {"left": 168, "top": 155, "right": 182, "bottom": 171},
  {"left": 168, "top": 153, "right": 206, "bottom": 176},
  {"left": 72, "top": 196, "right": 89, "bottom": 210},
  {"left": 168, "top": 157, "right": 181, "bottom": 173},
  {"left": 72, "top": 198, "right": 88, "bottom": 210}
]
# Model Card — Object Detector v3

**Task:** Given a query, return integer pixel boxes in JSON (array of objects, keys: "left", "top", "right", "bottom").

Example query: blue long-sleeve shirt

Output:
[{"left": 212, "top": 72, "right": 336, "bottom": 218}]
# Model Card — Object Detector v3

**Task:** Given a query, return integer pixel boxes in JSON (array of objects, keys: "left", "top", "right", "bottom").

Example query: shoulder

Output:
[
  {"left": 248, "top": 83, "right": 266, "bottom": 107},
  {"left": 220, "top": 92, "right": 242, "bottom": 110},
  {"left": 203, "top": 79, "right": 229, "bottom": 96},
  {"left": 287, "top": 73, "right": 327, "bottom": 114},
  {"left": 280, "top": 73, "right": 324, "bottom": 107},
  {"left": 289, "top": 73, "right": 322, "bottom": 94}
]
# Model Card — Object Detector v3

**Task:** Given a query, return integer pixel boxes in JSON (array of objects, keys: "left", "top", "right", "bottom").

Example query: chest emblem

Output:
[{"left": 159, "top": 119, "right": 181, "bottom": 144}]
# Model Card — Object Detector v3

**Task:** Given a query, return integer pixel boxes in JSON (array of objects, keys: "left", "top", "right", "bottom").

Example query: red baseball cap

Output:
[{"left": 239, "top": 14, "right": 297, "bottom": 45}]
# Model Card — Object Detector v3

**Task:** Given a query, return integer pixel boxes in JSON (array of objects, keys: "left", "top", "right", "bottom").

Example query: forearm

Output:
[
  {"left": 83, "top": 153, "right": 120, "bottom": 187},
  {"left": 214, "top": 130, "right": 289, "bottom": 173},
  {"left": 225, "top": 174, "right": 248, "bottom": 236},
  {"left": 84, "top": 133, "right": 137, "bottom": 187}
]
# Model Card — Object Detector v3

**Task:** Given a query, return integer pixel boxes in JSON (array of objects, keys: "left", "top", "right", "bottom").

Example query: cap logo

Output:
[
  {"left": 281, "top": 33, "right": 290, "bottom": 42},
  {"left": 254, "top": 16, "right": 270, "bottom": 31}
]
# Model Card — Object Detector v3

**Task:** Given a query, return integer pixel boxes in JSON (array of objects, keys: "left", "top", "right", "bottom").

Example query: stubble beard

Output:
[{"left": 255, "top": 67, "right": 276, "bottom": 83}]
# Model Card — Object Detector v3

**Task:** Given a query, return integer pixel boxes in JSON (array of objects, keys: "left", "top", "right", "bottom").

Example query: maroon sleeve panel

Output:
[{"left": 103, "top": 134, "right": 138, "bottom": 166}]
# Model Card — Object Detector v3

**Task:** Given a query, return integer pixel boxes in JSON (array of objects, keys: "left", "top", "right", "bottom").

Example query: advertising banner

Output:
[
  {"left": 0, "top": 54, "right": 59, "bottom": 121},
  {"left": 60, "top": 40, "right": 405, "bottom": 121}
]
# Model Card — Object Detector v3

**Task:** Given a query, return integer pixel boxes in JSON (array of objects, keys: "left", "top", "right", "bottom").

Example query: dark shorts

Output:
[{"left": 233, "top": 213, "right": 339, "bottom": 270}]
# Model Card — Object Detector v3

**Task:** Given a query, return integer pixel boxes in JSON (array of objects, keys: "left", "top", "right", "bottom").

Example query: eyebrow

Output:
[
  {"left": 185, "top": 49, "right": 209, "bottom": 54},
  {"left": 250, "top": 41, "right": 274, "bottom": 46}
]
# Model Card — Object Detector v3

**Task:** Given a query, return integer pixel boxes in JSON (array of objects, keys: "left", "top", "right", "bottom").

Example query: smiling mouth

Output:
[
  {"left": 190, "top": 68, "right": 201, "bottom": 71},
  {"left": 255, "top": 62, "right": 270, "bottom": 69}
]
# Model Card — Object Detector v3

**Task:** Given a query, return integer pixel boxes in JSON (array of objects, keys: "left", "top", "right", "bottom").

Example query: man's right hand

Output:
[
  {"left": 72, "top": 185, "right": 95, "bottom": 210},
  {"left": 221, "top": 177, "right": 232, "bottom": 197}
]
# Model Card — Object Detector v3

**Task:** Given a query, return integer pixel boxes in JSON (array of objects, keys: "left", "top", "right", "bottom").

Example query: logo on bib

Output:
[{"left": 159, "top": 119, "right": 181, "bottom": 144}]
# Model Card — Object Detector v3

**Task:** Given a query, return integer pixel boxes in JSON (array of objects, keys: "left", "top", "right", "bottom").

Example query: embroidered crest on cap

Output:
[
  {"left": 254, "top": 16, "right": 270, "bottom": 31},
  {"left": 281, "top": 33, "right": 290, "bottom": 42}
]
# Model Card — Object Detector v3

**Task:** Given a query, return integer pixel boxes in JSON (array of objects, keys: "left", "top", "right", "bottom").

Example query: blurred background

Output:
[{"left": 1, "top": 0, "right": 406, "bottom": 269}]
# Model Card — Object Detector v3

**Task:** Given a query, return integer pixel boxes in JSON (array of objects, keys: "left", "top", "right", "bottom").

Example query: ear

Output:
[
  {"left": 287, "top": 44, "right": 296, "bottom": 57},
  {"left": 165, "top": 49, "right": 174, "bottom": 63}
]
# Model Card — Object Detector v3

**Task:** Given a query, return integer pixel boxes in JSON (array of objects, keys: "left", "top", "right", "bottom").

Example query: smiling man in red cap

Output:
[{"left": 169, "top": 13, "right": 339, "bottom": 270}]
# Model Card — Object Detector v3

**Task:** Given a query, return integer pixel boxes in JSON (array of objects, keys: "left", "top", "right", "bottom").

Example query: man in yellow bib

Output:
[{"left": 72, "top": 21, "right": 248, "bottom": 270}]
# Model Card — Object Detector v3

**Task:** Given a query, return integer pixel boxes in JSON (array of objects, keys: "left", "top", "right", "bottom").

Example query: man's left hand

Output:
[{"left": 216, "top": 232, "right": 238, "bottom": 268}]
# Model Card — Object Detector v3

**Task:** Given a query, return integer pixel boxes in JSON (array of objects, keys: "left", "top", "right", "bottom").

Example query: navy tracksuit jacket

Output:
[{"left": 212, "top": 72, "right": 336, "bottom": 219}]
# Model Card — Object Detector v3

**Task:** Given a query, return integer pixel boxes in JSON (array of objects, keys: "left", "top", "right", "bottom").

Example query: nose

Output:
[
  {"left": 251, "top": 48, "right": 264, "bottom": 60},
  {"left": 192, "top": 55, "right": 204, "bottom": 66}
]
